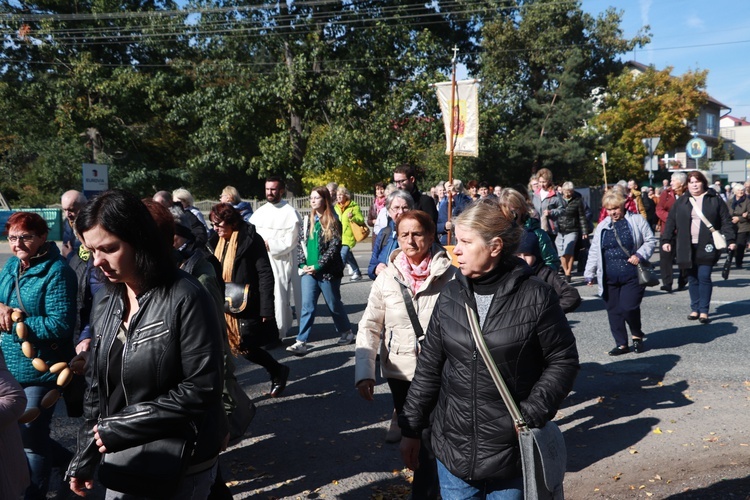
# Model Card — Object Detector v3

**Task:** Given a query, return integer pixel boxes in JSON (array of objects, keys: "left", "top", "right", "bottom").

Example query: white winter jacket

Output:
[{"left": 355, "top": 245, "right": 454, "bottom": 384}]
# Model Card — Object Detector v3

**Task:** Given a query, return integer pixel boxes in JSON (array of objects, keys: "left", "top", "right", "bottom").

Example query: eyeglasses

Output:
[
  {"left": 393, "top": 178, "right": 409, "bottom": 185},
  {"left": 8, "top": 234, "right": 36, "bottom": 243},
  {"left": 210, "top": 220, "right": 226, "bottom": 228}
]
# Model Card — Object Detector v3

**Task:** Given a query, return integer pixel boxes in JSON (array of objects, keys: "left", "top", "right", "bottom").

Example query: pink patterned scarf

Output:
[{"left": 396, "top": 250, "right": 432, "bottom": 295}]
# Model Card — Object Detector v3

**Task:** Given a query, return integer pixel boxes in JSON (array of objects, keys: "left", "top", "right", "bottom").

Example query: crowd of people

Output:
[{"left": 0, "top": 164, "right": 743, "bottom": 499}]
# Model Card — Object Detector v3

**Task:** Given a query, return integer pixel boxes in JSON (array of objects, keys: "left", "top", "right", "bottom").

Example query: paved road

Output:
[{"left": 2, "top": 241, "right": 749, "bottom": 498}]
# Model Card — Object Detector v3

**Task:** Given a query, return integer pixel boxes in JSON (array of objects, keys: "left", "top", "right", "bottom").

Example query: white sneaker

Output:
[
  {"left": 286, "top": 341, "right": 310, "bottom": 355},
  {"left": 385, "top": 409, "right": 401, "bottom": 443},
  {"left": 337, "top": 331, "right": 354, "bottom": 345},
  {"left": 350, "top": 273, "right": 362, "bottom": 282}
]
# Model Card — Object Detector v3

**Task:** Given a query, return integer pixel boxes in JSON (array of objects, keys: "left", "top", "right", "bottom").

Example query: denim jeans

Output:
[
  {"left": 436, "top": 460, "right": 523, "bottom": 500},
  {"left": 340, "top": 245, "right": 361, "bottom": 275},
  {"left": 105, "top": 461, "right": 218, "bottom": 499},
  {"left": 297, "top": 274, "right": 351, "bottom": 343},
  {"left": 20, "top": 383, "right": 59, "bottom": 500},
  {"left": 686, "top": 263, "right": 713, "bottom": 315}
]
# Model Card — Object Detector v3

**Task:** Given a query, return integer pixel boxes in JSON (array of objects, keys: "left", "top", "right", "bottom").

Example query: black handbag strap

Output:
[
  {"left": 610, "top": 225, "right": 633, "bottom": 258},
  {"left": 398, "top": 282, "right": 424, "bottom": 340}
]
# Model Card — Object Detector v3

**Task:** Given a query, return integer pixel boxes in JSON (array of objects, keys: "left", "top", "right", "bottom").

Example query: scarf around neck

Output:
[
  {"left": 214, "top": 230, "right": 243, "bottom": 354},
  {"left": 396, "top": 250, "right": 432, "bottom": 295},
  {"left": 337, "top": 199, "right": 351, "bottom": 212}
]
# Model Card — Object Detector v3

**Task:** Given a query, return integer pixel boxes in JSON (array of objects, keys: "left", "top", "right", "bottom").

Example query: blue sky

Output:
[{"left": 581, "top": 0, "right": 750, "bottom": 117}]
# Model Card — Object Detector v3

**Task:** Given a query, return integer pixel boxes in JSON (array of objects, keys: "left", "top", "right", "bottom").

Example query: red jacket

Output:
[{"left": 656, "top": 188, "right": 676, "bottom": 224}]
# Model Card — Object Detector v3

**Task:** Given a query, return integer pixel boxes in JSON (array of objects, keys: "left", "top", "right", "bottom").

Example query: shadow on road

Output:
[
  {"left": 646, "top": 320, "right": 738, "bottom": 350},
  {"left": 663, "top": 475, "right": 750, "bottom": 499},
  {"left": 224, "top": 340, "right": 410, "bottom": 499},
  {"left": 558, "top": 355, "right": 692, "bottom": 473}
]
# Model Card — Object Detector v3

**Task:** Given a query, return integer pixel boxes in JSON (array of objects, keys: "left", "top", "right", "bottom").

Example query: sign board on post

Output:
[
  {"left": 82, "top": 164, "right": 109, "bottom": 200},
  {"left": 642, "top": 137, "right": 660, "bottom": 172}
]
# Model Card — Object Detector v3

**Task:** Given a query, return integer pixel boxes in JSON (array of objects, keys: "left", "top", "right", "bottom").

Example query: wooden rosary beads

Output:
[{"left": 13, "top": 309, "right": 83, "bottom": 424}]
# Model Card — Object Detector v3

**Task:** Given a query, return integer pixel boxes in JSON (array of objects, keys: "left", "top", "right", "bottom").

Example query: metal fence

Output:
[{"left": 195, "top": 193, "right": 375, "bottom": 218}]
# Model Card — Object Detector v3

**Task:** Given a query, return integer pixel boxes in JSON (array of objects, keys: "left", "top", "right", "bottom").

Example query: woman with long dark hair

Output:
[{"left": 67, "top": 189, "right": 226, "bottom": 498}]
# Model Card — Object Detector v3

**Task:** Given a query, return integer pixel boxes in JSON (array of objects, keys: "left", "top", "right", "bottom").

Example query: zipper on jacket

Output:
[
  {"left": 102, "top": 319, "right": 119, "bottom": 418},
  {"left": 131, "top": 329, "right": 170, "bottom": 351},
  {"left": 105, "top": 409, "right": 151, "bottom": 421},
  {"left": 469, "top": 348, "right": 479, "bottom": 481}
]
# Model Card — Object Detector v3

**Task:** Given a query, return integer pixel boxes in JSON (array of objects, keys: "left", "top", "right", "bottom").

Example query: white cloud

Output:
[{"left": 686, "top": 14, "right": 704, "bottom": 29}]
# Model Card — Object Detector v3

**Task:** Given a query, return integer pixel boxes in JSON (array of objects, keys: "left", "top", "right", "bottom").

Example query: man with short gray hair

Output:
[{"left": 656, "top": 172, "right": 688, "bottom": 292}]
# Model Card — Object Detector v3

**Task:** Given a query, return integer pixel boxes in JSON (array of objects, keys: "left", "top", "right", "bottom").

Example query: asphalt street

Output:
[{"left": 2, "top": 240, "right": 749, "bottom": 499}]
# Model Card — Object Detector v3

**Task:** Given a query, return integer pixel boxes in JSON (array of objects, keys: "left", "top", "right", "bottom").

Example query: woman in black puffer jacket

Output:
[
  {"left": 399, "top": 199, "right": 579, "bottom": 497},
  {"left": 555, "top": 182, "right": 589, "bottom": 282}
]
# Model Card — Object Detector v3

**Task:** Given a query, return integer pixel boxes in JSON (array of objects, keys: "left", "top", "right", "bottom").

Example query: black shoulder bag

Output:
[{"left": 611, "top": 225, "right": 659, "bottom": 287}]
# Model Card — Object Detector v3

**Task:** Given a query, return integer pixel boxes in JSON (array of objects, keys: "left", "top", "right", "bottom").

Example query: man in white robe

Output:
[{"left": 250, "top": 176, "right": 302, "bottom": 341}]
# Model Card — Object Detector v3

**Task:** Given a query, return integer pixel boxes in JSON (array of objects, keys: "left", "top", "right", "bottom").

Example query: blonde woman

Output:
[
  {"left": 220, "top": 185, "right": 254, "bottom": 222},
  {"left": 288, "top": 187, "right": 353, "bottom": 354},
  {"left": 400, "top": 200, "right": 578, "bottom": 498}
]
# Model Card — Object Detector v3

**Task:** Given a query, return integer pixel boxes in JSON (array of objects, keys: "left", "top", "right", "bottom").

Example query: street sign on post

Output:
[{"left": 642, "top": 137, "right": 660, "bottom": 173}]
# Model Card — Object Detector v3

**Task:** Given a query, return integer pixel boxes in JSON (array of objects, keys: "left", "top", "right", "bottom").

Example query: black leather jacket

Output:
[
  {"left": 556, "top": 191, "right": 588, "bottom": 235},
  {"left": 400, "top": 259, "right": 579, "bottom": 482},
  {"left": 66, "top": 270, "right": 227, "bottom": 481}
]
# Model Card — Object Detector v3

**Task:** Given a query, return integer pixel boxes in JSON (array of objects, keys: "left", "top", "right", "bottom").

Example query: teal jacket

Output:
[
  {"left": 0, "top": 242, "right": 77, "bottom": 384},
  {"left": 524, "top": 217, "right": 561, "bottom": 271}
]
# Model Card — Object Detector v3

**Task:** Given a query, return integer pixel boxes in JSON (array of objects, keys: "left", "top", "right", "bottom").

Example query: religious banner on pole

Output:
[{"left": 434, "top": 79, "right": 480, "bottom": 157}]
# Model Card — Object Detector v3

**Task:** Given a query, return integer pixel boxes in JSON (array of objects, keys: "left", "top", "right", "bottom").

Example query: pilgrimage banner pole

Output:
[{"left": 447, "top": 47, "right": 458, "bottom": 244}]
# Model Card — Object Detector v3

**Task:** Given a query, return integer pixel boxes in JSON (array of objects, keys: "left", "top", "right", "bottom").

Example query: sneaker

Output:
[
  {"left": 350, "top": 273, "right": 362, "bottom": 282},
  {"left": 337, "top": 331, "right": 354, "bottom": 345},
  {"left": 286, "top": 341, "right": 310, "bottom": 356},
  {"left": 385, "top": 409, "right": 401, "bottom": 443}
]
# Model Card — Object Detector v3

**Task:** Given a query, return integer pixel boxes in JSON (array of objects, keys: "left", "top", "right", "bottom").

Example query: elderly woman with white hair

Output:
[{"left": 173, "top": 187, "right": 210, "bottom": 236}]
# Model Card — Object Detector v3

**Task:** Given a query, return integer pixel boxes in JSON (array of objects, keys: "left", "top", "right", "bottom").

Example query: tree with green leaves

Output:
[
  {"left": 475, "top": 0, "right": 648, "bottom": 188},
  {"left": 592, "top": 64, "right": 709, "bottom": 182},
  {"left": 0, "top": 1, "right": 195, "bottom": 204}
]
